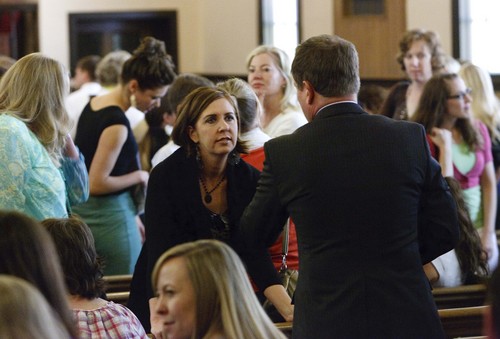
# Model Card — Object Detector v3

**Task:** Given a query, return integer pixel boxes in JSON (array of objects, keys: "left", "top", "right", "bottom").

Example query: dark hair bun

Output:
[
  {"left": 134, "top": 36, "right": 168, "bottom": 60},
  {"left": 121, "top": 36, "right": 177, "bottom": 89}
]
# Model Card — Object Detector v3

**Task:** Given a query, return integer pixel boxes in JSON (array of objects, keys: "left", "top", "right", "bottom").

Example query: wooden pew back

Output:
[
  {"left": 103, "top": 274, "right": 132, "bottom": 293},
  {"left": 432, "top": 284, "right": 487, "bottom": 309},
  {"left": 274, "top": 305, "right": 489, "bottom": 338}
]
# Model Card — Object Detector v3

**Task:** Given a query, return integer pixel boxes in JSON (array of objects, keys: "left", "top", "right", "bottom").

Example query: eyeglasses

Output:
[{"left": 447, "top": 88, "right": 472, "bottom": 100}]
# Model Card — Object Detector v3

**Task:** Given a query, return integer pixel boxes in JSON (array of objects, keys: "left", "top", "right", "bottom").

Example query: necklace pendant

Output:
[{"left": 204, "top": 193, "right": 212, "bottom": 204}]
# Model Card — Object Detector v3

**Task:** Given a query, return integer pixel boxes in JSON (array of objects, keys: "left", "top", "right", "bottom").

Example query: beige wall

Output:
[
  {"left": 39, "top": 0, "right": 453, "bottom": 75},
  {"left": 39, "top": 0, "right": 258, "bottom": 74},
  {"left": 406, "top": 0, "right": 452, "bottom": 54}
]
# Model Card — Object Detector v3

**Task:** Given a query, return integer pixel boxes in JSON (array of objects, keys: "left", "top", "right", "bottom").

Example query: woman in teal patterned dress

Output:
[{"left": 0, "top": 53, "right": 88, "bottom": 220}]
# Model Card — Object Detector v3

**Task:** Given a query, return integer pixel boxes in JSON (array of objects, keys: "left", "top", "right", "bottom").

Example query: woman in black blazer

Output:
[{"left": 128, "top": 87, "right": 293, "bottom": 331}]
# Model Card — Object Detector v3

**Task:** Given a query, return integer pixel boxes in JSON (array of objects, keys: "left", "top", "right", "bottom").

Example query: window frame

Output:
[
  {"left": 452, "top": 0, "right": 500, "bottom": 89},
  {"left": 258, "top": 0, "right": 302, "bottom": 52}
]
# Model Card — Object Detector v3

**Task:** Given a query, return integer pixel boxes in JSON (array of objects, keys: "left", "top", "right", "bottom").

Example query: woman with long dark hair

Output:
[{"left": 413, "top": 73, "right": 498, "bottom": 273}]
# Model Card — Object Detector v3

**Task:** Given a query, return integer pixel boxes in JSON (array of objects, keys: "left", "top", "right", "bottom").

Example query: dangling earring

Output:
[
  {"left": 130, "top": 94, "right": 137, "bottom": 108},
  {"left": 196, "top": 144, "right": 204, "bottom": 170}
]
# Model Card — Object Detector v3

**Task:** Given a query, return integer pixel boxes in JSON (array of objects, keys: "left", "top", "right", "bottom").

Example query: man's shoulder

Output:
[{"left": 353, "top": 112, "right": 424, "bottom": 132}]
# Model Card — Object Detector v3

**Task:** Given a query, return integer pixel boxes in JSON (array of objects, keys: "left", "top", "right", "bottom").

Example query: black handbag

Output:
[{"left": 263, "top": 219, "right": 298, "bottom": 322}]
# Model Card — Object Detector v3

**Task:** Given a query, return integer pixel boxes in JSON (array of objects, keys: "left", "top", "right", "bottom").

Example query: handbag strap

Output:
[{"left": 280, "top": 219, "right": 290, "bottom": 271}]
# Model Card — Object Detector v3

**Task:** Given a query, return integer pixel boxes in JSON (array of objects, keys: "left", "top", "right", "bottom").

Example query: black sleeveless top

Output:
[{"left": 75, "top": 103, "right": 139, "bottom": 195}]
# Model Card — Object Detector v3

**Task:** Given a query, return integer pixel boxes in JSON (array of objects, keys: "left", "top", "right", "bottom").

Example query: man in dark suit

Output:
[{"left": 239, "top": 34, "right": 459, "bottom": 338}]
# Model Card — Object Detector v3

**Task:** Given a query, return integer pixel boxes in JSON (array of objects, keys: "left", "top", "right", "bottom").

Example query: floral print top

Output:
[{"left": 0, "top": 114, "right": 67, "bottom": 220}]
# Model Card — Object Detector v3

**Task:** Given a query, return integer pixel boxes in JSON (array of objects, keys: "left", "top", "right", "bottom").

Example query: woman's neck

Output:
[
  {"left": 67, "top": 295, "right": 107, "bottom": 310},
  {"left": 440, "top": 115, "right": 457, "bottom": 132},
  {"left": 409, "top": 80, "right": 426, "bottom": 91},
  {"left": 91, "top": 86, "right": 129, "bottom": 112},
  {"left": 406, "top": 82, "right": 425, "bottom": 118},
  {"left": 261, "top": 93, "right": 283, "bottom": 127},
  {"left": 200, "top": 154, "right": 227, "bottom": 179},
  {"left": 451, "top": 127, "right": 463, "bottom": 144}
]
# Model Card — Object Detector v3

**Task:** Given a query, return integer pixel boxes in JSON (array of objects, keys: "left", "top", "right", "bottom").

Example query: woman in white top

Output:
[{"left": 247, "top": 45, "right": 307, "bottom": 138}]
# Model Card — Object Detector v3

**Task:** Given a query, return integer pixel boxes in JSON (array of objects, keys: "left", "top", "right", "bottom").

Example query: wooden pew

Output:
[
  {"left": 102, "top": 275, "right": 133, "bottom": 306},
  {"left": 433, "top": 284, "right": 487, "bottom": 309},
  {"left": 103, "top": 274, "right": 133, "bottom": 293},
  {"left": 438, "top": 305, "right": 487, "bottom": 339},
  {"left": 274, "top": 306, "right": 489, "bottom": 338},
  {"left": 106, "top": 291, "right": 130, "bottom": 306},
  {"left": 275, "top": 321, "right": 292, "bottom": 338}
]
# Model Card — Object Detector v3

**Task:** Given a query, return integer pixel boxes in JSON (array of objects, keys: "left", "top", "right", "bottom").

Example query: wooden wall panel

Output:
[{"left": 334, "top": 0, "right": 406, "bottom": 80}]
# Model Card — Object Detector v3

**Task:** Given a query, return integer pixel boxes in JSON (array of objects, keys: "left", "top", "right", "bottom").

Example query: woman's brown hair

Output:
[
  {"left": 42, "top": 216, "right": 106, "bottom": 299},
  {"left": 0, "top": 210, "right": 78, "bottom": 337},
  {"left": 121, "top": 36, "right": 176, "bottom": 90},
  {"left": 445, "top": 177, "right": 488, "bottom": 283},
  {"left": 412, "top": 73, "right": 482, "bottom": 150},
  {"left": 396, "top": 29, "right": 445, "bottom": 74},
  {"left": 171, "top": 86, "right": 247, "bottom": 157}
]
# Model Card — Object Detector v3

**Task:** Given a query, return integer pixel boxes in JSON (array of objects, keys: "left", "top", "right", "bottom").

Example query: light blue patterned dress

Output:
[{"left": 0, "top": 114, "right": 67, "bottom": 220}]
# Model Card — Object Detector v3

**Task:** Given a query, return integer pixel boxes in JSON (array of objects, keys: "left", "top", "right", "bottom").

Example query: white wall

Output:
[{"left": 39, "top": 0, "right": 453, "bottom": 75}]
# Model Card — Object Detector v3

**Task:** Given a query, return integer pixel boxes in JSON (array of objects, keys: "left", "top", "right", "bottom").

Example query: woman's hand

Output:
[
  {"left": 138, "top": 170, "right": 150, "bottom": 186},
  {"left": 481, "top": 229, "right": 495, "bottom": 261},
  {"left": 429, "top": 127, "right": 453, "bottom": 177},
  {"left": 263, "top": 284, "right": 294, "bottom": 322},
  {"left": 423, "top": 262, "right": 439, "bottom": 284},
  {"left": 429, "top": 127, "right": 452, "bottom": 151},
  {"left": 136, "top": 215, "right": 145, "bottom": 244},
  {"left": 63, "top": 134, "right": 79, "bottom": 159}
]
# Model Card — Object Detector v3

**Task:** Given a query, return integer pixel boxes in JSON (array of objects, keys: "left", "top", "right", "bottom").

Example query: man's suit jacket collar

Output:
[{"left": 315, "top": 102, "right": 367, "bottom": 120}]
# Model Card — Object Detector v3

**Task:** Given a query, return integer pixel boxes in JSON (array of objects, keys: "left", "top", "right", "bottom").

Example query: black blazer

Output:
[
  {"left": 240, "top": 103, "right": 459, "bottom": 338},
  {"left": 128, "top": 147, "right": 276, "bottom": 330}
]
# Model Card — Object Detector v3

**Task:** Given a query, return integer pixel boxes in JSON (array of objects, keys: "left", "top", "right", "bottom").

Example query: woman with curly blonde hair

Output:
[{"left": 380, "top": 29, "right": 446, "bottom": 119}]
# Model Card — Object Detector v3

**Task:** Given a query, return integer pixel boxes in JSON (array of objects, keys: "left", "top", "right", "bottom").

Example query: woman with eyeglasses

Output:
[{"left": 413, "top": 73, "right": 498, "bottom": 274}]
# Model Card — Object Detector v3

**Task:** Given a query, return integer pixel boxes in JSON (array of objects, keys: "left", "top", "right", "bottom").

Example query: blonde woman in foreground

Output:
[{"left": 150, "top": 239, "right": 287, "bottom": 339}]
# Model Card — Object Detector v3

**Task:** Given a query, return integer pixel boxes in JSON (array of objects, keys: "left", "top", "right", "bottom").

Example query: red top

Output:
[
  {"left": 241, "top": 147, "right": 266, "bottom": 171},
  {"left": 242, "top": 147, "right": 300, "bottom": 272}
]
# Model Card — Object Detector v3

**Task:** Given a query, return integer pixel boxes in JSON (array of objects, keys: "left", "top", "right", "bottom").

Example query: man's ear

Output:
[{"left": 303, "top": 81, "right": 315, "bottom": 105}]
